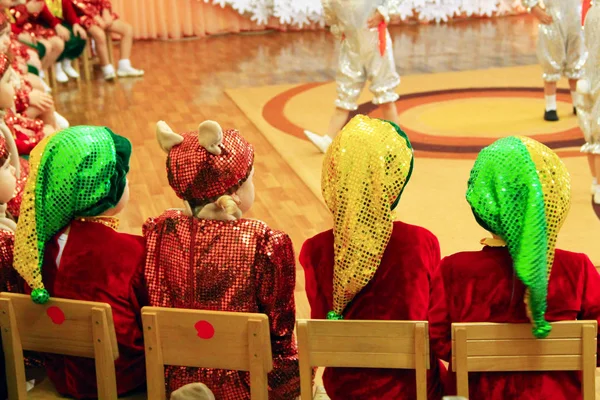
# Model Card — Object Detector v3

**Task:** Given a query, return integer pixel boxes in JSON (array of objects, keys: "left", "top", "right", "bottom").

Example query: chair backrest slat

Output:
[
  {"left": 297, "top": 319, "right": 429, "bottom": 400},
  {"left": 0, "top": 292, "right": 119, "bottom": 399},
  {"left": 452, "top": 321, "right": 598, "bottom": 400},
  {"left": 141, "top": 306, "right": 272, "bottom": 400}
]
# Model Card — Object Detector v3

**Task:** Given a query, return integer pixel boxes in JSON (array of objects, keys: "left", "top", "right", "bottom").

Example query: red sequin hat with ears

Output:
[{"left": 156, "top": 120, "right": 254, "bottom": 205}]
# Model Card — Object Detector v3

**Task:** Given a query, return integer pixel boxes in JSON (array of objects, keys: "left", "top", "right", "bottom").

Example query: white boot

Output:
[
  {"left": 55, "top": 63, "right": 69, "bottom": 83},
  {"left": 594, "top": 187, "right": 600, "bottom": 205},
  {"left": 62, "top": 59, "right": 80, "bottom": 79},
  {"left": 592, "top": 178, "right": 598, "bottom": 195},
  {"left": 54, "top": 112, "right": 69, "bottom": 130},
  {"left": 102, "top": 64, "right": 116, "bottom": 81},
  {"left": 304, "top": 130, "right": 333, "bottom": 153},
  {"left": 117, "top": 59, "right": 144, "bottom": 77}
]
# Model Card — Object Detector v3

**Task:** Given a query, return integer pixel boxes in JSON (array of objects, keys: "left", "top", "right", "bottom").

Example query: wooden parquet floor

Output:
[{"left": 55, "top": 15, "right": 540, "bottom": 320}]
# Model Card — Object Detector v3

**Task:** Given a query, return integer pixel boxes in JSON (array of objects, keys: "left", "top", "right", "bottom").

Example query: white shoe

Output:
[
  {"left": 102, "top": 64, "right": 116, "bottom": 81},
  {"left": 304, "top": 130, "right": 332, "bottom": 153},
  {"left": 594, "top": 188, "right": 600, "bottom": 205},
  {"left": 592, "top": 180, "right": 598, "bottom": 195},
  {"left": 117, "top": 65, "right": 144, "bottom": 78},
  {"left": 55, "top": 63, "right": 69, "bottom": 83},
  {"left": 54, "top": 112, "right": 69, "bottom": 130},
  {"left": 62, "top": 60, "right": 80, "bottom": 79}
]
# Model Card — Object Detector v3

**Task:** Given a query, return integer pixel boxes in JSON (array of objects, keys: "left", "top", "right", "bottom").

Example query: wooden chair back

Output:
[
  {"left": 296, "top": 319, "right": 430, "bottom": 400},
  {"left": 141, "top": 307, "right": 273, "bottom": 400},
  {"left": 452, "top": 321, "right": 598, "bottom": 400},
  {"left": 0, "top": 292, "right": 119, "bottom": 399}
]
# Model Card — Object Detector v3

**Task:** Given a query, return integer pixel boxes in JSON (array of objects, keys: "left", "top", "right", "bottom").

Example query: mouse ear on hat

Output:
[
  {"left": 156, "top": 120, "right": 184, "bottom": 153},
  {"left": 197, "top": 120, "right": 223, "bottom": 156}
]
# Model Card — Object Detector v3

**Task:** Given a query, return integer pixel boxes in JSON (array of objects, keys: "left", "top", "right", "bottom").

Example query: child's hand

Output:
[
  {"left": 94, "top": 15, "right": 106, "bottom": 29},
  {"left": 531, "top": 5, "right": 553, "bottom": 24},
  {"left": 367, "top": 10, "right": 385, "bottom": 29},
  {"left": 55, "top": 24, "right": 71, "bottom": 40},
  {"left": 25, "top": 0, "right": 44, "bottom": 14},
  {"left": 73, "top": 23, "right": 87, "bottom": 39},
  {"left": 17, "top": 32, "right": 35, "bottom": 45},
  {"left": 29, "top": 90, "right": 54, "bottom": 111}
]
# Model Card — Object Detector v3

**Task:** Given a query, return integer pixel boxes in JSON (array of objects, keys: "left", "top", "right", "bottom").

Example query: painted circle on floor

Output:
[{"left": 263, "top": 84, "right": 584, "bottom": 159}]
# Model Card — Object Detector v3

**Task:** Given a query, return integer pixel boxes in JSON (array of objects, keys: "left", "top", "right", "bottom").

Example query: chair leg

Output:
[
  {"left": 48, "top": 65, "right": 57, "bottom": 93},
  {"left": 82, "top": 40, "right": 92, "bottom": 82},
  {"left": 107, "top": 34, "right": 115, "bottom": 66}
]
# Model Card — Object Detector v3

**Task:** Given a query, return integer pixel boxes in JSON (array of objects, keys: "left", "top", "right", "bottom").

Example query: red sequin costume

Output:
[
  {"left": 3, "top": 108, "right": 44, "bottom": 156},
  {"left": 71, "top": 0, "right": 118, "bottom": 30},
  {"left": 144, "top": 121, "right": 300, "bottom": 399},
  {"left": 7, "top": 158, "right": 29, "bottom": 218},
  {"left": 10, "top": 1, "right": 61, "bottom": 39},
  {"left": 9, "top": 34, "right": 31, "bottom": 76}
]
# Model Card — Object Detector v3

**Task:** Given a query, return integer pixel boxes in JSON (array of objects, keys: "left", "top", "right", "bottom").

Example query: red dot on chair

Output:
[
  {"left": 47, "top": 306, "right": 65, "bottom": 325},
  {"left": 194, "top": 320, "right": 215, "bottom": 339}
]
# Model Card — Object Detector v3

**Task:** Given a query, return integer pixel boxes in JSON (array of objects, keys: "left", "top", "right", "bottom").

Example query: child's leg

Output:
[
  {"left": 380, "top": 101, "right": 398, "bottom": 125},
  {"left": 326, "top": 108, "right": 351, "bottom": 139},
  {"left": 369, "top": 29, "right": 400, "bottom": 123},
  {"left": 565, "top": 25, "right": 586, "bottom": 112},
  {"left": 107, "top": 19, "right": 133, "bottom": 60},
  {"left": 41, "top": 37, "right": 65, "bottom": 70},
  {"left": 304, "top": 40, "right": 363, "bottom": 152},
  {"left": 88, "top": 26, "right": 110, "bottom": 66},
  {"left": 108, "top": 19, "right": 144, "bottom": 76},
  {"left": 536, "top": 21, "right": 565, "bottom": 121}
]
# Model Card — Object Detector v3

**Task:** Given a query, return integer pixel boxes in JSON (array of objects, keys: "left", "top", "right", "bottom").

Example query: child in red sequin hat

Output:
[{"left": 144, "top": 120, "right": 300, "bottom": 400}]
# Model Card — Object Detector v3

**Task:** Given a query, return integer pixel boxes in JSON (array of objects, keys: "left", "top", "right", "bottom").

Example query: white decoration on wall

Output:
[{"left": 203, "top": 0, "right": 523, "bottom": 26}]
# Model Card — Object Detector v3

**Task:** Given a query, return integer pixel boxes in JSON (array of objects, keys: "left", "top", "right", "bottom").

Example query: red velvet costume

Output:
[
  {"left": 143, "top": 210, "right": 300, "bottom": 399},
  {"left": 4, "top": 108, "right": 44, "bottom": 155},
  {"left": 10, "top": 1, "right": 80, "bottom": 38},
  {"left": 300, "top": 221, "right": 444, "bottom": 400},
  {"left": 429, "top": 246, "right": 600, "bottom": 400},
  {"left": 71, "top": 0, "right": 117, "bottom": 29},
  {"left": 28, "top": 220, "right": 147, "bottom": 398}
]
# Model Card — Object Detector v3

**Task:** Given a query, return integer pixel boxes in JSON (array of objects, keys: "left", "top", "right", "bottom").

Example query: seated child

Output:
[
  {"left": 71, "top": 0, "right": 143, "bottom": 80},
  {"left": 10, "top": 0, "right": 68, "bottom": 71},
  {"left": 144, "top": 120, "right": 299, "bottom": 399},
  {"left": 13, "top": 126, "right": 147, "bottom": 398},
  {"left": 0, "top": 52, "right": 25, "bottom": 399},
  {"left": 299, "top": 115, "right": 444, "bottom": 400},
  {"left": 0, "top": 53, "right": 30, "bottom": 218},
  {"left": 429, "top": 136, "right": 600, "bottom": 399},
  {"left": 43, "top": 0, "right": 88, "bottom": 83}
]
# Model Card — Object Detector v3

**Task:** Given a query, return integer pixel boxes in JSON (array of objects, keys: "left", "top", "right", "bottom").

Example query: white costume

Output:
[
  {"left": 577, "top": 3, "right": 600, "bottom": 154},
  {"left": 323, "top": 0, "right": 401, "bottom": 110},
  {"left": 524, "top": 0, "right": 587, "bottom": 81}
]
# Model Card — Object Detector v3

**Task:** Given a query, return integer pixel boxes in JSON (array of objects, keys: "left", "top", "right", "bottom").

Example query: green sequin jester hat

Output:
[
  {"left": 467, "top": 136, "right": 571, "bottom": 338},
  {"left": 14, "top": 126, "right": 131, "bottom": 304}
]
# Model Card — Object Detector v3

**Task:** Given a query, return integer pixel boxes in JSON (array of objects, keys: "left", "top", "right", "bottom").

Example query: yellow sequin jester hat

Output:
[
  {"left": 14, "top": 126, "right": 132, "bottom": 304},
  {"left": 467, "top": 136, "right": 571, "bottom": 338},
  {"left": 322, "top": 115, "right": 414, "bottom": 320}
]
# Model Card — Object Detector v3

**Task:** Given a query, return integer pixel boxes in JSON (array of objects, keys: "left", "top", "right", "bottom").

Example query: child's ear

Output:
[{"left": 155, "top": 121, "right": 184, "bottom": 153}]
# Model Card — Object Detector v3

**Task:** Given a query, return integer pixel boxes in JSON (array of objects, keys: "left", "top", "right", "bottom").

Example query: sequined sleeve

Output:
[
  {"left": 255, "top": 230, "right": 300, "bottom": 399},
  {"left": 71, "top": 0, "right": 102, "bottom": 18}
]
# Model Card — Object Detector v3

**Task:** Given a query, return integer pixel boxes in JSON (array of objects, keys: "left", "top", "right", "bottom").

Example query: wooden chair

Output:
[
  {"left": 296, "top": 320, "right": 430, "bottom": 400},
  {"left": 142, "top": 307, "right": 273, "bottom": 400},
  {"left": 452, "top": 321, "right": 598, "bottom": 400},
  {"left": 0, "top": 292, "right": 119, "bottom": 399},
  {"left": 81, "top": 35, "right": 115, "bottom": 82}
]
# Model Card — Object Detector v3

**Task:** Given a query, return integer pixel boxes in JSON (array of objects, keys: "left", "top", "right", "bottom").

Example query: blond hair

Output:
[{"left": 193, "top": 195, "right": 242, "bottom": 220}]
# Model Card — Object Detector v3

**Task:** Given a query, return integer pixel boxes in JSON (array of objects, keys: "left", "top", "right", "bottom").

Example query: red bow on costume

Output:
[
  {"left": 378, "top": 21, "right": 386, "bottom": 56},
  {"left": 582, "top": 0, "right": 592, "bottom": 25}
]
